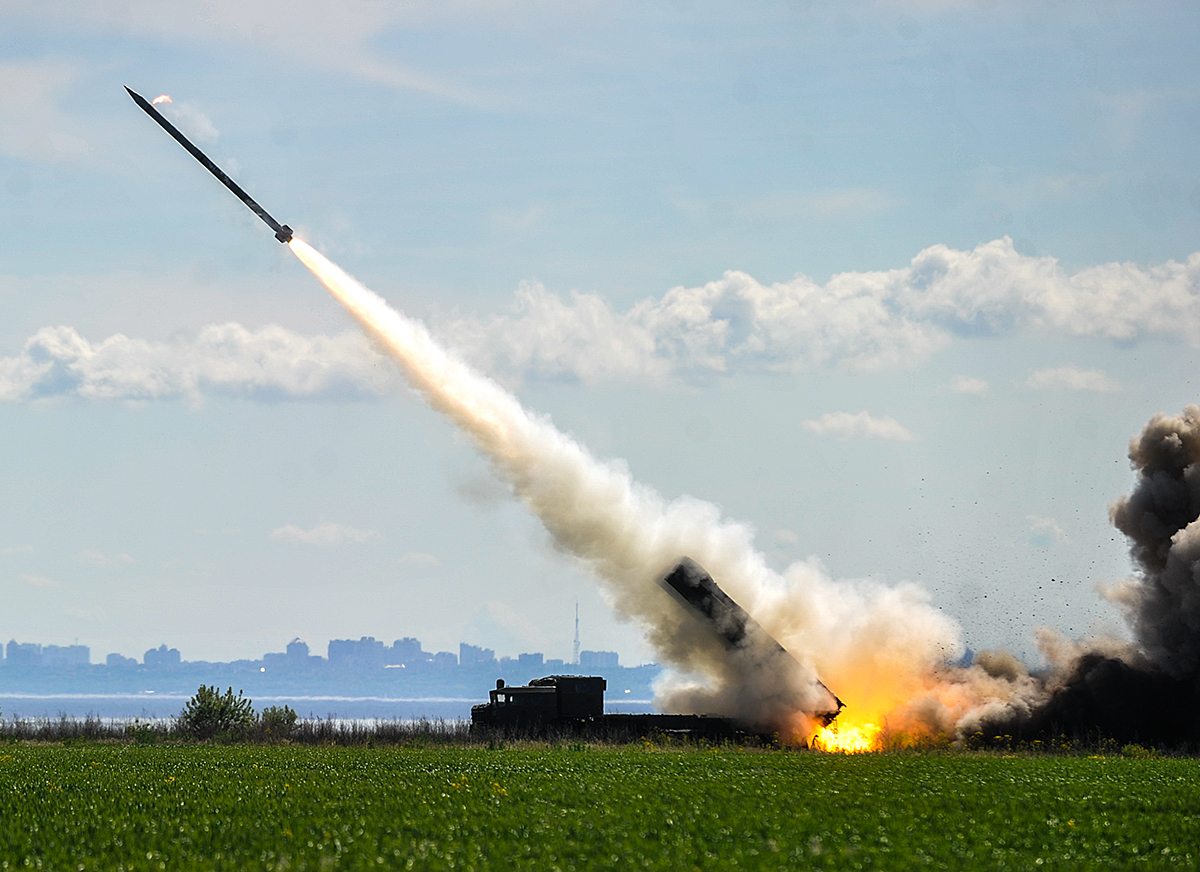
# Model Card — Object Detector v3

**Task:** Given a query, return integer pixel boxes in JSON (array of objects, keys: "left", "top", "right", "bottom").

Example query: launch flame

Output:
[
  {"left": 287, "top": 237, "right": 965, "bottom": 742},
  {"left": 814, "top": 720, "right": 880, "bottom": 753},
  {"left": 151, "top": 94, "right": 172, "bottom": 105}
]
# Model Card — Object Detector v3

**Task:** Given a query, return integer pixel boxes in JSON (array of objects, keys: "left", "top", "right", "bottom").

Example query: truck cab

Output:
[{"left": 471, "top": 675, "right": 607, "bottom": 729}]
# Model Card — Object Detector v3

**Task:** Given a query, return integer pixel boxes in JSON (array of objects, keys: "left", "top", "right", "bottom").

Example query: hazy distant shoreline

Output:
[{"left": 0, "top": 693, "right": 656, "bottom": 721}]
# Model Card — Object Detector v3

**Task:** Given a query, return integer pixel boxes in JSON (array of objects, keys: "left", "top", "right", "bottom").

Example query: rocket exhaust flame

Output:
[{"left": 814, "top": 721, "right": 879, "bottom": 753}]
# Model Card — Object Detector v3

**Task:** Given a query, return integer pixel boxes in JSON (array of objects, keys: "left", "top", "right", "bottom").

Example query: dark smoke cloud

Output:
[
  {"left": 981, "top": 406, "right": 1200, "bottom": 746},
  {"left": 1109, "top": 406, "right": 1200, "bottom": 678}
]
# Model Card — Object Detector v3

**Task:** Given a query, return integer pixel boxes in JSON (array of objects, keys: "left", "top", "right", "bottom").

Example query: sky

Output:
[{"left": 3, "top": 0, "right": 1200, "bottom": 669}]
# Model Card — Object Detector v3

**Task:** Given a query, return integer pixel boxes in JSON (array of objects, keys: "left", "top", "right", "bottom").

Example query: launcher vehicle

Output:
[
  {"left": 470, "top": 558, "right": 844, "bottom": 738},
  {"left": 470, "top": 674, "right": 752, "bottom": 740}
]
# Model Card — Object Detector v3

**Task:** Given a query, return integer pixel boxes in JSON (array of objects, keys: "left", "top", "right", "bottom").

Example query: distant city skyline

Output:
[
  {"left": 0, "top": 631, "right": 656, "bottom": 723},
  {"left": 2, "top": 635, "right": 629, "bottom": 670}
]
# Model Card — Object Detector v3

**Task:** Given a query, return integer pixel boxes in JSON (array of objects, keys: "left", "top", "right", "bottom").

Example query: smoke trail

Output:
[{"left": 287, "top": 239, "right": 963, "bottom": 736}]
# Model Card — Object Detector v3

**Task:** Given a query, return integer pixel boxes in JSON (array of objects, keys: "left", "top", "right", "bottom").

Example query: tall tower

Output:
[{"left": 573, "top": 602, "right": 580, "bottom": 666}]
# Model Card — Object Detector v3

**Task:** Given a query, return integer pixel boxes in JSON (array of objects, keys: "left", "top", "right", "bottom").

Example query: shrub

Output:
[
  {"left": 260, "top": 705, "right": 298, "bottom": 737},
  {"left": 126, "top": 718, "right": 159, "bottom": 745},
  {"left": 178, "top": 686, "right": 256, "bottom": 740},
  {"left": 1121, "top": 743, "right": 1158, "bottom": 759}
]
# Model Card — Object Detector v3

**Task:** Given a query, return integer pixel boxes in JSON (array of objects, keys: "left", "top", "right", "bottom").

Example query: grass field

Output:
[{"left": 3, "top": 744, "right": 1199, "bottom": 870}]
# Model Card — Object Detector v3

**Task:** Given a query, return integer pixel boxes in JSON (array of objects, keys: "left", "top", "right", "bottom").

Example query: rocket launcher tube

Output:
[{"left": 660, "top": 557, "right": 844, "bottom": 725}]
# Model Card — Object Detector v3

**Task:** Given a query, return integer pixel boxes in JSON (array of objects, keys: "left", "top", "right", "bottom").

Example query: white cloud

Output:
[
  {"left": 802, "top": 411, "right": 916, "bottom": 442},
  {"left": 1026, "top": 515, "right": 1068, "bottom": 547},
  {"left": 1, "top": 545, "right": 33, "bottom": 556},
  {"left": 8, "top": 238, "right": 1200, "bottom": 400},
  {"left": 1026, "top": 366, "right": 1120, "bottom": 392},
  {"left": 21, "top": 573, "right": 60, "bottom": 588},
  {"left": 399, "top": 551, "right": 442, "bottom": 567},
  {"left": 771, "top": 529, "right": 800, "bottom": 545},
  {"left": 77, "top": 550, "right": 135, "bottom": 567},
  {"left": 158, "top": 100, "right": 219, "bottom": 144},
  {"left": 9, "top": 0, "right": 548, "bottom": 108},
  {"left": 798, "top": 187, "right": 898, "bottom": 217},
  {"left": 444, "top": 238, "right": 1200, "bottom": 384},
  {"left": 950, "top": 375, "right": 989, "bottom": 395},
  {"left": 974, "top": 168, "right": 1114, "bottom": 212},
  {"left": 0, "top": 323, "right": 394, "bottom": 403},
  {"left": 270, "top": 522, "right": 377, "bottom": 546}
]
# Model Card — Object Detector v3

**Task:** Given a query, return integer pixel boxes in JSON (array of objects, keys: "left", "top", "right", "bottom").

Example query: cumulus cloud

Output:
[
  {"left": 158, "top": 100, "right": 219, "bottom": 144},
  {"left": 1026, "top": 365, "right": 1120, "bottom": 392},
  {"left": 9, "top": 0, "right": 536, "bottom": 108},
  {"left": 21, "top": 573, "right": 60, "bottom": 588},
  {"left": 443, "top": 238, "right": 1200, "bottom": 383},
  {"left": 270, "top": 522, "right": 377, "bottom": 546},
  {"left": 8, "top": 238, "right": 1200, "bottom": 400},
  {"left": 1026, "top": 515, "right": 1068, "bottom": 547},
  {"left": 0, "top": 323, "right": 394, "bottom": 403},
  {"left": 399, "top": 551, "right": 442, "bottom": 567},
  {"left": 951, "top": 375, "right": 989, "bottom": 395},
  {"left": 802, "top": 411, "right": 916, "bottom": 442},
  {"left": 77, "top": 550, "right": 135, "bottom": 567}
]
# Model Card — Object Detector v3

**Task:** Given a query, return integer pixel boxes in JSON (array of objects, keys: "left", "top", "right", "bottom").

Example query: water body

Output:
[{"left": 0, "top": 694, "right": 656, "bottom": 722}]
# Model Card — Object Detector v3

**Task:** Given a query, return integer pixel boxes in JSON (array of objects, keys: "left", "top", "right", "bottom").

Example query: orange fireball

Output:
[{"left": 813, "top": 719, "right": 880, "bottom": 753}]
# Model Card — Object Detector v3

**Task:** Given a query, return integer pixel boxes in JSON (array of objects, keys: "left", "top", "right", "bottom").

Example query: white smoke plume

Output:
[{"left": 288, "top": 238, "right": 963, "bottom": 736}]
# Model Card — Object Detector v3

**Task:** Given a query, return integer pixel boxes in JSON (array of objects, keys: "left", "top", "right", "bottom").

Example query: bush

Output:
[
  {"left": 1121, "top": 743, "right": 1158, "bottom": 759},
  {"left": 260, "top": 705, "right": 298, "bottom": 737},
  {"left": 178, "top": 686, "right": 256, "bottom": 740},
  {"left": 126, "top": 718, "right": 159, "bottom": 745}
]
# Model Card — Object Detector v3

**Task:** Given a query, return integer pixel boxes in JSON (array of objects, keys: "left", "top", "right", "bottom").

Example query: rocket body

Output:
[{"left": 125, "top": 87, "right": 293, "bottom": 243}]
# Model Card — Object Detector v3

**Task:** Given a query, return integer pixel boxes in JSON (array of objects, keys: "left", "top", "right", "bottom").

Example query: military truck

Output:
[
  {"left": 470, "top": 674, "right": 755, "bottom": 740},
  {"left": 471, "top": 558, "right": 843, "bottom": 741}
]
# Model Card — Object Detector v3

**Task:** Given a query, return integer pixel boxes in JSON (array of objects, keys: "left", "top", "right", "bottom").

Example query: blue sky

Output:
[{"left": 3, "top": 0, "right": 1200, "bottom": 668}]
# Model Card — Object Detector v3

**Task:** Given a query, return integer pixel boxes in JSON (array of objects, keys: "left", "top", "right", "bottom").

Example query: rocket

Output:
[
  {"left": 660, "top": 557, "right": 844, "bottom": 725},
  {"left": 125, "top": 87, "right": 293, "bottom": 244}
]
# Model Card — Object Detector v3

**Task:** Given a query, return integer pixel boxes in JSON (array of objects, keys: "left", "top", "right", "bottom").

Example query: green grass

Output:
[{"left": 3, "top": 745, "right": 1200, "bottom": 870}]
